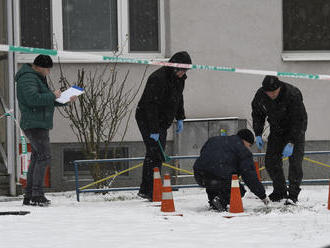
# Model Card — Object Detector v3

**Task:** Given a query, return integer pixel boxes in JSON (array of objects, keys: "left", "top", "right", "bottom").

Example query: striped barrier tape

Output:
[{"left": 1, "top": 44, "right": 330, "bottom": 80}]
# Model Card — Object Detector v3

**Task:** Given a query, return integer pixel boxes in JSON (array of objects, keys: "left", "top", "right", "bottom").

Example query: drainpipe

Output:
[{"left": 7, "top": 0, "right": 16, "bottom": 196}]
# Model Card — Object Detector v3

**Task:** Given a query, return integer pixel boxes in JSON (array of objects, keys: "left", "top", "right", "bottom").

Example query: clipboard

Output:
[{"left": 55, "top": 85, "right": 84, "bottom": 104}]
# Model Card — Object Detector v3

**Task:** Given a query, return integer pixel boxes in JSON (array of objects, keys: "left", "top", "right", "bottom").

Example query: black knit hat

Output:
[
  {"left": 33, "top": 55, "right": 53, "bottom": 68},
  {"left": 169, "top": 51, "right": 192, "bottom": 65},
  {"left": 237, "top": 129, "right": 255, "bottom": 144},
  {"left": 262, "top": 75, "right": 282, "bottom": 91}
]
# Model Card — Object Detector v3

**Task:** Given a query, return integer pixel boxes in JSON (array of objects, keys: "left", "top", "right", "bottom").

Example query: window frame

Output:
[{"left": 14, "top": 0, "right": 166, "bottom": 63}]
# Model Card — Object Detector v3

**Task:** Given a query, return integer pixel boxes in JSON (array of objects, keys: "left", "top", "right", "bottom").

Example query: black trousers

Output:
[
  {"left": 265, "top": 132, "right": 305, "bottom": 198},
  {"left": 23, "top": 128, "right": 51, "bottom": 198},
  {"left": 136, "top": 114, "right": 168, "bottom": 197},
  {"left": 194, "top": 170, "right": 246, "bottom": 208}
]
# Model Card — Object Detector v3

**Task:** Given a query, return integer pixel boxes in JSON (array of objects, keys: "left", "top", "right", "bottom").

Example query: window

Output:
[
  {"left": 62, "top": 0, "right": 118, "bottom": 51},
  {"left": 129, "top": 0, "right": 159, "bottom": 52},
  {"left": 0, "top": 0, "right": 7, "bottom": 44},
  {"left": 283, "top": 0, "right": 330, "bottom": 51},
  {"left": 20, "top": 0, "right": 51, "bottom": 49},
  {"left": 18, "top": 0, "right": 164, "bottom": 60},
  {"left": 282, "top": 0, "right": 330, "bottom": 60}
]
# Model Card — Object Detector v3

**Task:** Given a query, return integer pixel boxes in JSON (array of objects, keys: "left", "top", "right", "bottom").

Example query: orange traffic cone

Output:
[
  {"left": 153, "top": 167, "right": 162, "bottom": 202},
  {"left": 229, "top": 174, "right": 244, "bottom": 213},
  {"left": 328, "top": 179, "right": 330, "bottom": 210},
  {"left": 254, "top": 161, "right": 261, "bottom": 181},
  {"left": 161, "top": 174, "right": 175, "bottom": 212}
]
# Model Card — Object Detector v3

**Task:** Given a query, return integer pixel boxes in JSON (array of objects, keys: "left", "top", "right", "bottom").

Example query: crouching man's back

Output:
[{"left": 193, "top": 129, "right": 269, "bottom": 211}]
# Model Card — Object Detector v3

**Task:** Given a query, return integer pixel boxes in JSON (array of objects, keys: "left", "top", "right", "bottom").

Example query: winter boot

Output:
[
  {"left": 23, "top": 197, "right": 31, "bottom": 206},
  {"left": 269, "top": 190, "right": 288, "bottom": 202},
  {"left": 284, "top": 197, "right": 298, "bottom": 206},
  {"left": 31, "top": 196, "right": 51, "bottom": 206},
  {"left": 137, "top": 192, "right": 152, "bottom": 201},
  {"left": 285, "top": 186, "right": 300, "bottom": 205},
  {"left": 285, "top": 190, "right": 300, "bottom": 205},
  {"left": 239, "top": 182, "right": 246, "bottom": 198},
  {"left": 210, "top": 196, "right": 227, "bottom": 212}
]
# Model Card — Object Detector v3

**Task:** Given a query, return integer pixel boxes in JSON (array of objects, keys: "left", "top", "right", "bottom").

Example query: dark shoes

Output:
[
  {"left": 31, "top": 196, "right": 51, "bottom": 206},
  {"left": 284, "top": 194, "right": 298, "bottom": 205},
  {"left": 269, "top": 191, "right": 288, "bottom": 202},
  {"left": 23, "top": 197, "right": 31, "bottom": 206},
  {"left": 23, "top": 195, "right": 51, "bottom": 206},
  {"left": 137, "top": 192, "right": 152, "bottom": 201},
  {"left": 210, "top": 196, "right": 227, "bottom": 212},
  {"left": 285, "top": 186, "right": 300, "bottom": 205}
]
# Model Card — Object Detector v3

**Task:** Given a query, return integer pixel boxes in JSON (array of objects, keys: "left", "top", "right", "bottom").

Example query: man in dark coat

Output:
[
  {"left": 16, "top": 54, "right": 76, "bottom": 206},
  {"left": 251, "top": 75, "right": 307, "bottom": 204},
  {"left": 193, "top": 129, "right": 269, "bottom": 211},
  {"left": 135, "top": 51, "right": 192, "bottom": 200}
]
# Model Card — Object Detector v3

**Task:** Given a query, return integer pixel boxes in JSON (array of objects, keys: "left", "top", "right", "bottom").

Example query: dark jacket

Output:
[
  {"left": 193, "top": 135, "right": 266, "bottom": 200},
  {"left": 15, "top": 64, "right": 61, "bottom": 130},
  {"left": 136, "top": 66, "right": 187, "bottom": 133},
  {"left": 251, "top": 82, "right": 307, "bottom": 142}
]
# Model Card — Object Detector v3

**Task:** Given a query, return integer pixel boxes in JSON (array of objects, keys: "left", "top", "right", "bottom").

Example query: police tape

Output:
[{"left": 1, "top": 44, "right": 330, "bottom": 80}]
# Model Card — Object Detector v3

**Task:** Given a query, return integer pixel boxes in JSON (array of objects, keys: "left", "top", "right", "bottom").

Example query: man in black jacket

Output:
[
  {"left": 193, "top": 129, "right": 269, "bottom": 211},
  {"left": 252, "top": 75, "right": 307, "bottom": 204},
  {"left": 135, "top": 51, "right": 192, "bottom": 200}
]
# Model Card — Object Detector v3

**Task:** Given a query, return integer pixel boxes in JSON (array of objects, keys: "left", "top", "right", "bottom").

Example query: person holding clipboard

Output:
[{"left": 15, "top": 54, "right": 78, "bottom": 206}]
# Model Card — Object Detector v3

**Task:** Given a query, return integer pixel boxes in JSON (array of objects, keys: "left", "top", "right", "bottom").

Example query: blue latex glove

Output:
[
  {"left": 282, "top": 143, "right": 294, "bottom": 157},
  {"left": 150, "top": 133, "right": 159, "bottom": 142},
  {"left": 176, "top": 120, "right": 184, "bottom": 134},
  {"left": 256, "top": 136, "right": 264, "bottom": 150}
]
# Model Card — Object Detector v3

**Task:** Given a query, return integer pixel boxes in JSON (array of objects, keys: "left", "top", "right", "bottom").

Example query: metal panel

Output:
[{"left": 175, "top": 121, "right": 208, "bottom": 175}]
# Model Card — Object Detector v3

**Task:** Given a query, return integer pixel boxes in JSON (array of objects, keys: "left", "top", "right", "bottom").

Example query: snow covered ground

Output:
[{"left": 0, "top": 185, "right": 330, "bottom": 248}]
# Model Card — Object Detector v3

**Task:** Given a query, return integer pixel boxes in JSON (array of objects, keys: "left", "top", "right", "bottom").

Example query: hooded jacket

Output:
[
  {"left": 193, "top": 135, "right": 266, "bottom": 200},
  {"left": 15, "top": 64, "right": 59, "bottom": 130},
  {"left": 136, "top": 51, "right": 192, "bottom": 132},
  {"left": 251, "top": 82, "right": 307, "bottom": 142}
]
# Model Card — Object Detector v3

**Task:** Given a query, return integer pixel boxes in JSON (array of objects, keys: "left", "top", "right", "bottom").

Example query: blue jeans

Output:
[{"left": 23, "top": 128, "right": 51, "bottom": 198}]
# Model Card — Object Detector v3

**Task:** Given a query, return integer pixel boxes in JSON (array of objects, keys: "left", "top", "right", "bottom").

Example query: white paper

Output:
[{"left": 55, "top": 86, "right": 84, "bottom": 104}]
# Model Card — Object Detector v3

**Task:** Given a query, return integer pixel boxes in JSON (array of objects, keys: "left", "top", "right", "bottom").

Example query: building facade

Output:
[{"left": 1, "top": 0, "right": 330, "bottom": 195}]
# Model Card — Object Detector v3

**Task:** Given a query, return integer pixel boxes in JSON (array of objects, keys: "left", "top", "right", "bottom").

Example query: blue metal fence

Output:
[{"left": 73, "top": 151, "right": 330, "bottom": 202}]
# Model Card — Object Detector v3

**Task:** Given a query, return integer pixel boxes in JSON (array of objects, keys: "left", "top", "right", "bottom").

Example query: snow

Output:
[{"left": 0, "top": 185, "right": 330, "bottom": 248}]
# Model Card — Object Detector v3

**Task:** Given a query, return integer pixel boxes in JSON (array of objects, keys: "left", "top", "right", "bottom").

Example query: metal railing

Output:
[{"left": 73, "top": 150, "right": 330, "bottom": 202}]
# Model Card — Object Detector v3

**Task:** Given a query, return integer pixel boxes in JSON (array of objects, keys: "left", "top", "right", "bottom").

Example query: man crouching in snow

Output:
[{"left": 193, "top": 129, "right": 270, "bottom": 211}]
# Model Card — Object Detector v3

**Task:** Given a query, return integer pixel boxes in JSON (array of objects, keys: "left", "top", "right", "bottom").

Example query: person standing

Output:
[
  {"left": 135, "top": 51, "right": 192, "bottom": 201},
  {"left": 193, "top": 129, "right": 269, "bottom": 211},
  {"left": 16, "top": 54, "right": 76, "bottom": 206},
  {"left": 251, "top": 75, "right": 307, "bottom": 204}
]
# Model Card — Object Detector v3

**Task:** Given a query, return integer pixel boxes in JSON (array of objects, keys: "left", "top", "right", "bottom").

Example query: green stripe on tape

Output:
[
  {"left": 192, "top": 64, "right": 235, "bottom": 72},
  {"left": 103, "top": 56, "right": 149, "bottom": 64},
  {"left": 21, "top": 135, "right": 27, "bottom": 154},
  {"left": 277, "top": 72, "right": 319, "bottom": 79},
  {"left": 9, "top": 46, "right": 57, "bottom": 56}
]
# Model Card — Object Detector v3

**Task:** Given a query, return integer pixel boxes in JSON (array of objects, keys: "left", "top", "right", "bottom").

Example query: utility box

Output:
[{"left": 173, "top": 117, "right": 247, "bottom": 185}]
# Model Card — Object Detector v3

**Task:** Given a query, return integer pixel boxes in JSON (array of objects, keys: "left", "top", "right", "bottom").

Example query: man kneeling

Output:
[{"left": 193, "top": 129, "right": 269, "bottom": 211}]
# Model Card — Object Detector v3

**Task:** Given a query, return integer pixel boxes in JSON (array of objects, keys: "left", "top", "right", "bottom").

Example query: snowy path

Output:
[{"left": 0, "top": 185, "right": 329, "bottom": 248}]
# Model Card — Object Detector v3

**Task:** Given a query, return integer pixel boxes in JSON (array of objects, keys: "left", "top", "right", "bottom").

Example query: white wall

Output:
[
  {"left": 50, "top": 0, "right": 330, "bottom": 142},
  {"left": 169, "top": 0, "right": 330, "bottom": 141}
]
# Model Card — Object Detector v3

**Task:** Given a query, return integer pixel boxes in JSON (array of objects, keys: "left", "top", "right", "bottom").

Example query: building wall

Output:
[
  {"left": 169, "top": 0, "right": 330, "bottom": 141},
  {"left": 14, "top": 1, "right": 330, "bottom": 192},
  {"left": 46, "top": 0, "right": 330, "bottom": 143}
]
